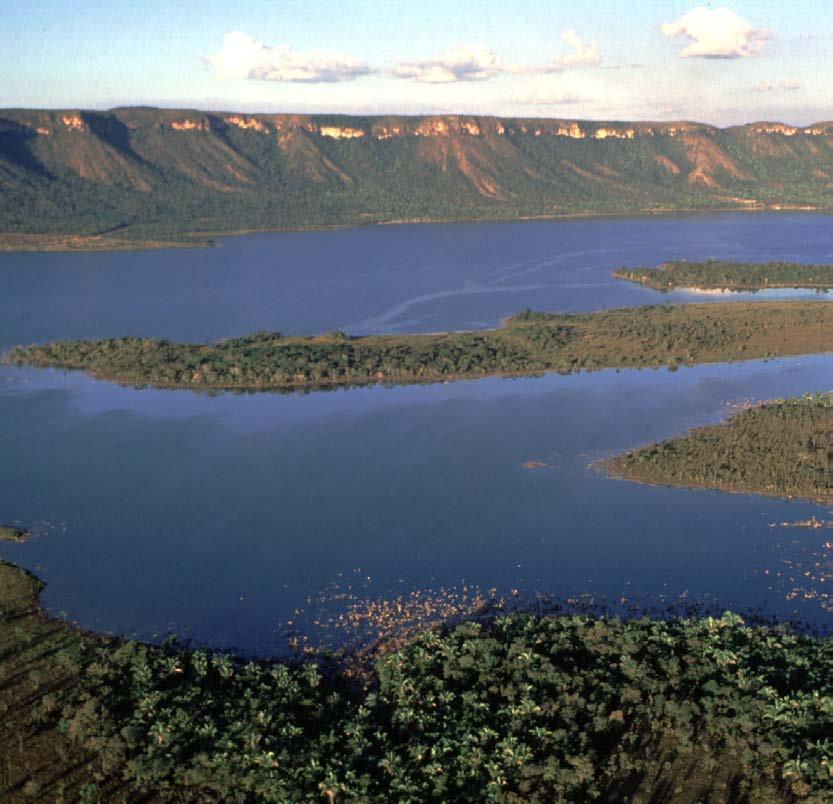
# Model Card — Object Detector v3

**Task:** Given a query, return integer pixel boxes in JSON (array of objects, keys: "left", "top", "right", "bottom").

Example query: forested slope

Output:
[{"left": 2, "top": 108, "right": 833, "bottom": 242}]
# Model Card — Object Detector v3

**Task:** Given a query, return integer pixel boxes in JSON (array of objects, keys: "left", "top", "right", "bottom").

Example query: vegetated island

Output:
[
  {"left": 604, "top": 392, "right": 833, "bottom": 503},
  {"left": 6, "top": 301, "right": 833, "bottom": 393},
  {"left": 0, "top": 524, "right": 29, "bottom": 543},
  {"left": 2, "top": 559, "right": 832, "bottom": 801},
  {"left": 615, "top": 260, "right": 833, "bottom": 293}
]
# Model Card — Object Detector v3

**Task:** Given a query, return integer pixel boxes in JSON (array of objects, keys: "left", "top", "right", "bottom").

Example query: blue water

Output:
[
  {"left": 2, "top": 212, "right": 833, "bottom": 349},
  {"left": 2, "top": 213, "right": 833, "bottom": 654}
]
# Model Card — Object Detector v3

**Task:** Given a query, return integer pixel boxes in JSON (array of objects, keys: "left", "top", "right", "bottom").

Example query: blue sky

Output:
[{"left": 1, "top": 1, "right": 831, "bottom": 125}]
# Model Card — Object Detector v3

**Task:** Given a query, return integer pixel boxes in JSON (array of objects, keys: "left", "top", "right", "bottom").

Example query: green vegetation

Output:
[
  {"left": 2, "top": 560, "right": 832, "bottom": 801},
  {"left": 0, "top": 525, "right": 28, "bottom": 542},
  {"left": 616, "top": 260, "right": 833, "bottom": 292},
  {"left": 7, "top": 301, "right": 833, "bottom": 391},
  {"left": 0, "top": 562, "right": 130, "bottom": 802},
  {"left": 2, "top": 109, "right": 833, "bottom": 248},
  {"left": 605, "top": 392, "right": 833, "bottom": 503}
]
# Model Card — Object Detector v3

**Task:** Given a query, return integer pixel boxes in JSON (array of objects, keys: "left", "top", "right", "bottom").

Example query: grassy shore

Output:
[
  {"left": 604, "top": 392, "right": 833, "bottom": 504},
  {"left": 615, "top": 260, "right": 833, "bottom": 292},
  {"left": 0, "top": 232, "right": 214, "bottom": 253},
  {"left": 6, "top": 301, "right": 833, "bottom": 393},
  {"left": 3, "top": 559, "right": 833, "bottom": 801}
]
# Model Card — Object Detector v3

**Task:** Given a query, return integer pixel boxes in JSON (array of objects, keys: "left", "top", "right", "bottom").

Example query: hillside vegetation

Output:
[
  {"left": 3, "top": 109, "right": 833, "bottom": 244},
  {"left": 2, "top": 560, "right": 832, "bottom": 802},
  {"left": 605, "top": 392, "right": 833, "bottom": 503},
  {"left": 616, "top": 261, "right": 833, "bottom": 292},
  {"left": 6, "top": 301, "right": 833, "bottom": 391}
]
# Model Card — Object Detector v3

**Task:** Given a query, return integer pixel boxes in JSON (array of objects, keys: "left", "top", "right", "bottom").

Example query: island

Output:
[
  {"left": 604, "top": 392, "right": 833, "bottom": 503},
  {"left": 6, "top": 300, "right": 833, "bottom": 392},
  {"left": 614, "top": 260, "right": 833, "bottom": 292},
  {"left": 0, "top": 524, "right": 29, "bottom": 543},
  {"left": 2, "top": 557, "right": 831, "bottom": 801}
]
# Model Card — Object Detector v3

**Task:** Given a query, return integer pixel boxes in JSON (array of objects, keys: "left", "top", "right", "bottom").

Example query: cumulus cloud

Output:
[
  {"left": 554, "top": 30, "right": 601, "bottom": 68},
  {"left": 393, "top": 31, "right": 600, "bottom": 82},
  {"left": 391, "top": 44, "right": 500, "bottom": 83},
  {"left": 206, "top": 32, "right": 372, "bottom": 82},
  {"left": 661, "top": 6, "right": 770, "bottom": 59},
  {"left": 753, "top": 78, "right": 801, "bottom": 92},
  {"left": 517, "top": 30, "right": 601, "bottom": 74}
]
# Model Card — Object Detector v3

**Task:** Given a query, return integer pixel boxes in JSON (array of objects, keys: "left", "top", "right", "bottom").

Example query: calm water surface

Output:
[{"left": 2, "top": 213, "right": 833, "bottom": 654}]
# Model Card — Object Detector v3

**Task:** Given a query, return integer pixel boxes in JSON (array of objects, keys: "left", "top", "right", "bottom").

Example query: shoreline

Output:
[
  {"left": 602, "top": 464, "right": 833, "bottom": 507},
  {"left": 2, "top": 556, "right": 831, "bottom": 800},
  {"left": 672, "top": 284, "right": 831, "bottom": 294},
  {"left": 2, "top": 204, "right": 831, "bottom": 255}
]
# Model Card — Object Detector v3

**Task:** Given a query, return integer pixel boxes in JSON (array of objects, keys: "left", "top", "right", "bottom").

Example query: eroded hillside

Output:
[{"left": 2, "top": 108, "right": 833, "bottom": 241}]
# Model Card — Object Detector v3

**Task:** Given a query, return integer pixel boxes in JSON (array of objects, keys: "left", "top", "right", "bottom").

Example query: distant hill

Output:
[{"left": 2, "top": 108, "right": 833, "bottom": 243}]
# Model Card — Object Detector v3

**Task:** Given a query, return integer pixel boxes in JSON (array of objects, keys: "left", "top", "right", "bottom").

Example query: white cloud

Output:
[
  {"left": 661, "top": 6, "right": 770, "bottom": 59},
  {"left": 393, "top": 31, "right": 600, "bottom": 83},
  {"left": 555, "top": 30, "right": 601, "bottom": 68},
  {"left": 392, "top": 44, "right": 500, "bottom": 83},
  {"left": 753, "top": 78, "right": 801, "bottom": 92},
  {"left": 517, "top": 30, "right": 601, "bottom": 74},
  {"left": 523, "top": 93, "right": 583, "bottom": 106},
  {"left": 207, "top": 32, "right": 372, "bottom": 83}
]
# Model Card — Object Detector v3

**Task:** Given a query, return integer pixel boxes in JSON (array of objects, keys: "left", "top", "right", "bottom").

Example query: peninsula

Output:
[
  {"left": 6, "top": 301, "right": 833, "bottom": 392},
  {"left": 615, "top": 260, "right": 833, "bottom": 292},
  {"left": 605, "top": 392, "right": 833, "bottom": 503}
]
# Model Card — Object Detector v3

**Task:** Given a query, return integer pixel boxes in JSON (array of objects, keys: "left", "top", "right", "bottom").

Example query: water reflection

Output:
[{"left": 2, "top": 352, "right": 833, "bottom": 655}]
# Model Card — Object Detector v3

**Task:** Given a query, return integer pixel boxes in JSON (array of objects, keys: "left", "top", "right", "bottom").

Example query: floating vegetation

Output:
[
  {"left": 771, "top": 517, "right": 832, "bottom": 529},
  {"left": 521, "top": 459, "right": 553, "bottom": 470},
  {"left": 758, "top": 532, "right": 833, "bottom": 615}
]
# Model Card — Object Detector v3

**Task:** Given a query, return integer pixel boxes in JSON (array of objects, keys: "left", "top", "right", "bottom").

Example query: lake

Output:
[{"left": 2, "top": 212, "right": 833, "bottom": 655}]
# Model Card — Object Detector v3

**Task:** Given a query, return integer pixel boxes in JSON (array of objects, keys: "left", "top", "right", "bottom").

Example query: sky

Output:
[{"left": 1, "top": 0, "right": 831, "bottom": 126}]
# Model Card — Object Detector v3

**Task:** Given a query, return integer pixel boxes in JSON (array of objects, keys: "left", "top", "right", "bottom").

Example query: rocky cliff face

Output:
[{"left": 2, "top": 108, "right": 832, "bottom": 238}]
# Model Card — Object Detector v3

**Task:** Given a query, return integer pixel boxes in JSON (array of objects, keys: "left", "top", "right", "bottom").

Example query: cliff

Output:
[{"left": 2, "top": 107, "right": 833, "bottom": 241}]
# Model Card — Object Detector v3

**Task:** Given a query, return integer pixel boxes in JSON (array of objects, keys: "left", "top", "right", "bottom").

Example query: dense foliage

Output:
[
  {"left": 4, "top": 556, "right": 833, "bottom": 802},
  {"left": 3, "top": 109, "right": 833, "bottom": 244},
  {"left": 1, "top": 562, "right": 130, "bottom": 802},
  {"left": 7, "top": 301, "right": 833, "bottom": 391},
  {"left": 53, "top": 610, "right": 833, "bottom": 801},
  {"left": 606, "top": 392, "right": 833, "bottom": 502},
  {"left": 615, "top": 261, "right": 833, "bottom": 292}
]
